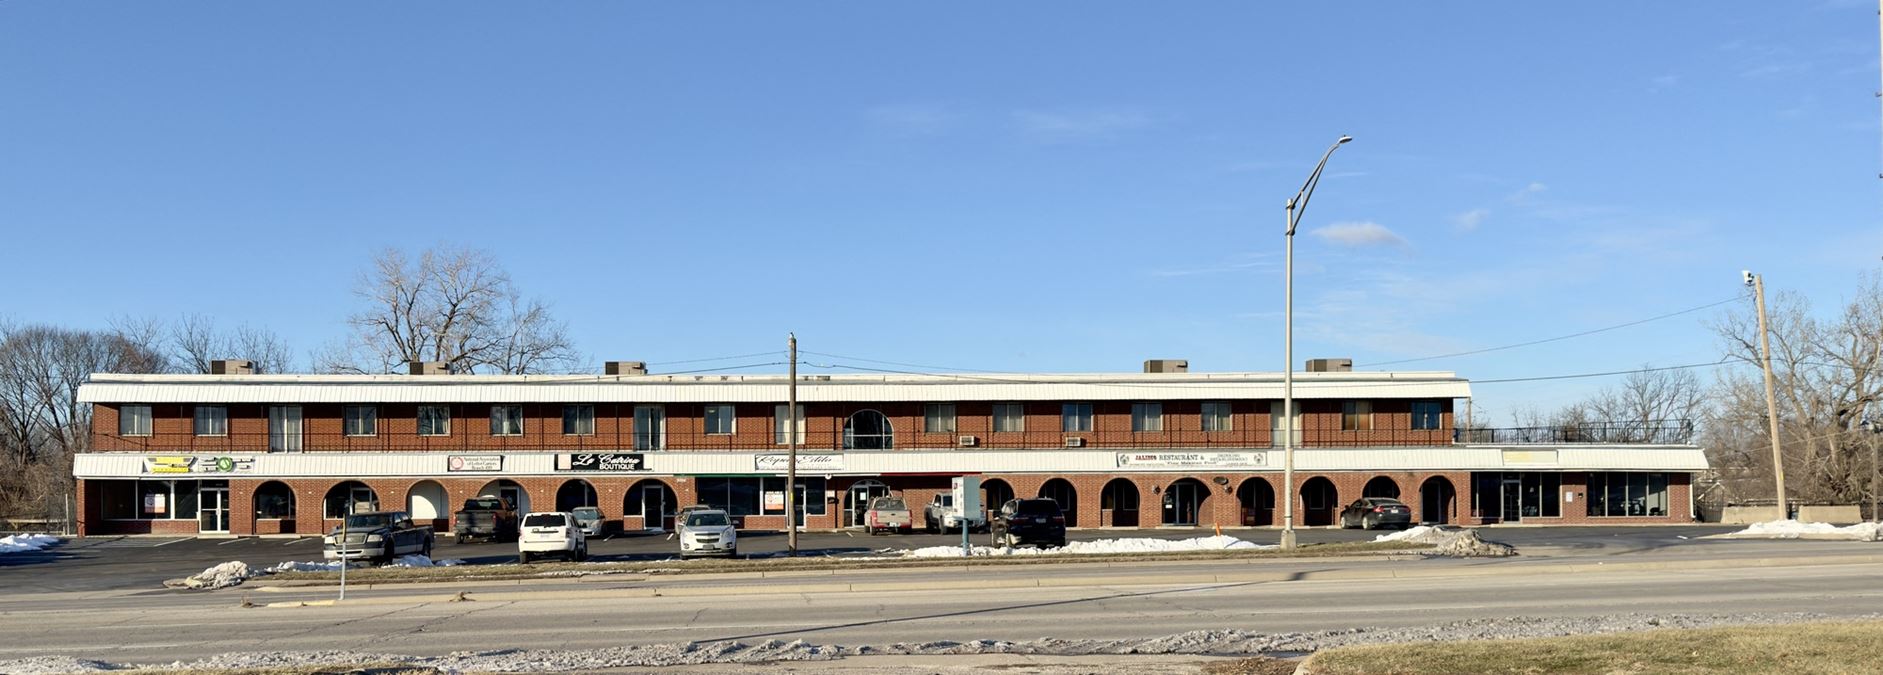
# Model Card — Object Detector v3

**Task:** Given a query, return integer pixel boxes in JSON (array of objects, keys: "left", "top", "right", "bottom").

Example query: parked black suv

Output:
[{"left": 989, "top": 498, "right": 1067, "bottom": 548}]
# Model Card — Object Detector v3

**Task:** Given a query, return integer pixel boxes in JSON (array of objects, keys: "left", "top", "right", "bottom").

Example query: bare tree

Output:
[
  {"left": 165, "top": 314, "right": 297, "bottom": 374},
  {"left": 0, "top": 321, "right": 165, "bottom": 518},
  {"left": 324, "top": 246, "right": 581, "bottom": 374}
]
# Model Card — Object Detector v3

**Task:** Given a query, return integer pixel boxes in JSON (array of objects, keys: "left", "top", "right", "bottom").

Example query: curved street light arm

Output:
[{"left": 1285, "top": 136, "right": 1352, "bottom": 235}]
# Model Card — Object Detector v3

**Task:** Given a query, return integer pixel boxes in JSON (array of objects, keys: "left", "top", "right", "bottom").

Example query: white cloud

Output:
[
  {"left": 1012, "top": 108, "right": 1150, "bottom": 142},
  {"left": 1453, "top": 209, "right": 1490, "bottom": 232},
  {"left": 1648, "top": 74, "right": 1679, "bottom": 92},
  {"left": 1310, "top": 221, "right": 1407, "bottom": 247}
]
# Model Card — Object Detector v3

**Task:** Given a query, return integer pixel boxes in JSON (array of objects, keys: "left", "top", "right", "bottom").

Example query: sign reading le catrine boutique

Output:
[{"left": 559, "top": 453, "right": 648, "bottom": 472}]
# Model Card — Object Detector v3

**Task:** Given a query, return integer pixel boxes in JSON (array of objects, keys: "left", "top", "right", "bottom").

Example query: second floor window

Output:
[
  {"left": 343, "top": 405, "right": 378, "bottom": 437},
  {"left": 563, "top": 405, "right": 595, "bottom": 436},
  {"left": 705, "top": 405, "right": 736, "bottom": 435},
  {"left": 1342, "top": 400, "right": 1373, "bottom": 431},
  {"left": 193, "top": 405, "right": 228, "bottom": 437},
  {"left": 634, "top": 405, "right": 665, "bottom": 450},
  {"left": 1411, "top": 401, "right": 1442, "bottom": 431},
  {"left": 120, "top": 404, "right": 152, "bottom": 437},
  {"left": 1131, "top": 403, "right": 1163, "bottom": 432},
  {"left": 490, "top": 405, "right": 524, "bottom": 436},
  {"left": 993, "top": 403, "right": 1025, "bottom": 433},
  {"left": 1201, "top": 401, "right": 1232, "bottom": 432},
  {"left": 773, "top": 404, "right": 806, "bottom": 445},
  {"left": 1061, "top": 403, "right": 1093, "bottom": 433},
  {"left": 418, "top": 405, "right": 452, "bottom": 437},
  {"left": 924, "top": 403, "right": 957, "bottom": 434}
]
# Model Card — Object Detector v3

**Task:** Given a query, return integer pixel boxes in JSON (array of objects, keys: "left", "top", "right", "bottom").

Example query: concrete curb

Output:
[{"left": 254, "top": 552, "right": 1883, "bottom": 608}]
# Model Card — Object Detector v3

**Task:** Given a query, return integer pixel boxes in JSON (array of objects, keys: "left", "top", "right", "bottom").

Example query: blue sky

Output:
[{"left": 3, "top": 2, "right": 1880, "bottom": 420}]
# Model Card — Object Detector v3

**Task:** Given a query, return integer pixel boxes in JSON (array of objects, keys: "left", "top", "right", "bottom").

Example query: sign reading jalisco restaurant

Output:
[
  {"left": 754, "top": 453, "right": 844, "bottom": 472},
  {"left": 143, "top": 455, "right": 255, "bottom": 475},
  {"left": 558, "top": 453, "right": 649, "bottom": 472},
  {"left": 1115, "top": 452, "right": 1266, "bottom": 469}
]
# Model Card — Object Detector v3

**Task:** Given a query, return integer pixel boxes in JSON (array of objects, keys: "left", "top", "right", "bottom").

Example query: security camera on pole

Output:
[
  {"left": 1280, "top": 134, "right": 1352, "bottom": 551},
  {"left": 1743, "top": 270, "right": 1788, "bottom": 519}
]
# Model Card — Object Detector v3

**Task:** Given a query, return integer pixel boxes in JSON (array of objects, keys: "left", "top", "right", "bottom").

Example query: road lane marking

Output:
[
  {"left": 218, "top": 538, "right": 247, "bottom": 545},
  {"left": 152, "top": 538, "right": 189, "bottom": 547}
]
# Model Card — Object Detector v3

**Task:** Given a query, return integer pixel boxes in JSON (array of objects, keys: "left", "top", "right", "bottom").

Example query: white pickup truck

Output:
[{"left": 923, "top": 493, "right": 987, "bottom": 534}]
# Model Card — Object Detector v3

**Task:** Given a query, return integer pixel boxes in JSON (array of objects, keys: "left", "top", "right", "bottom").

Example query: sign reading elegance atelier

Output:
[
  {"left": 754, "top": 454, "right": 844, "bottom": 472},
  {"left": 558, "top": 453, "right": 648, "bottom": 472},
  {"left": 1116, "top": 452, "right": 1266, "bottom": 469}
]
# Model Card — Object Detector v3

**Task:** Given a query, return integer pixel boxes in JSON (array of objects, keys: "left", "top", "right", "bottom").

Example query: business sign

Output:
[
  {"left": 446, "top": 455, "right": 504, "bottom": 472},
  {"left": 754, "top": 453, "right": 844, "bottom": 473},
  {"left": 143, "top": 455, "right": 255, "bottom": 475},
  {"left": 1115, "top": 452, "right": 1266, "bottom": 469},
  {"left": 558, "top": 453, "right": 648, "bottom": 472}
]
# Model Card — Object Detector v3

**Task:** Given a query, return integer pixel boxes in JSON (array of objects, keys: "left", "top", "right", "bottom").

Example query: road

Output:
[
  {"left": 0, "top": 525, "right": 1740, "bottom": 592},
  {"left": 0, "top": 533, "right": 1878, "bottom": 669}
]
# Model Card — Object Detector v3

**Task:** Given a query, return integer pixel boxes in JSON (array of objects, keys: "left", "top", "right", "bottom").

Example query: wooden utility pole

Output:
[
  {"left": 786, "top": 333, "right": 799, "bottom": 556},
  {"left": 1750, "top": 273, "right": 1788, "bottom": 518}
]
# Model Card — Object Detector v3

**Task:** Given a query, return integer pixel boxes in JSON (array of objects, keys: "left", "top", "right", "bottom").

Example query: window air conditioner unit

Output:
[
  {"left": 957, "top": 435, "right": 978, "bottom": 447},
  {"left": 1064, "top": 437, "right": 1085, "bottom": 448}
]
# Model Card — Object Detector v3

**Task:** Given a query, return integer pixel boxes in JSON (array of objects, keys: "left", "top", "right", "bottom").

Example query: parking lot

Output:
[{"left": 0, "top": 524, "right": 1740, "bottom": 593}]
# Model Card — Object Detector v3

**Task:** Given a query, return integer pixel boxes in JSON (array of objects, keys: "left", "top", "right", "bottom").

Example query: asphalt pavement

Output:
[{"left": 1, "top": 525, "right": 1743, "bottom": 593}]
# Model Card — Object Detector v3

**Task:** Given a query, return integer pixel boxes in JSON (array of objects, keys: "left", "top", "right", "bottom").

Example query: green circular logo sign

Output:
[{"left": 214, "top": 457, "right": 236, "bottom": 473}]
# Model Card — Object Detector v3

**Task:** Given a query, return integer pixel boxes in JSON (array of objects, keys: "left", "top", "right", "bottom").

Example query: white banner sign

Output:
[
  {"left": 447, "top": 455, "right": 505, "bottom": 472},
  {"left": 754, "top": 453, "right": 844, "bottom": 472},
  {"left": 1115, "top": 452, "right": 1266, "bottom": 469}
]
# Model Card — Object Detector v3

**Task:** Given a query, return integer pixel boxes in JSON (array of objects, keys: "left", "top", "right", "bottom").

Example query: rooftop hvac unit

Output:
[
  {"left": 210, "top": 359, "right": 254, "bottom": 375},
  {"left": 1305, "top": 358, "right": 1353, "bottom": 372},
  {"left": 1143, "top": 359, "right": 1189, "bottom": 373},
  {"left": 1063, "top": 437, "right": 1086, "bottom": 448},
  {"left": 407, "top": 361, "right": 451, "bottom": 375},
  {"left": 957, "top": 435, "right": 978, "bottom": 447},
  {"left": 605, "top": 361, "right": 648, "bottom": 376}
]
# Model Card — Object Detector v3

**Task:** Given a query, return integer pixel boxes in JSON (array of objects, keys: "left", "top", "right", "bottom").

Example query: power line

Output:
[
  {"left": 645, "top": 351, "right": 785, "bottom": 367},
  {"left": 1358, "top": 295, "right": 1744, "bottom": 367},
  {"left": 797, "top": 350, "right": 1001, "bottom": 373}
]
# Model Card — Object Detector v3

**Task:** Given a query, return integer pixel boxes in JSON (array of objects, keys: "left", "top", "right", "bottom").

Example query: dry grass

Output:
[
  {"left": 263, "top": 540, "right": 1428, "bottom": 584},
  {"left": 1203, "top": 655, "right": 1305, "bottom": 675},
  {"left": 132, "top": 665, "right": 436, "bottom": 675},
  {"left": 1299, "top": 620, "right": 1883, "bottom": 675}
]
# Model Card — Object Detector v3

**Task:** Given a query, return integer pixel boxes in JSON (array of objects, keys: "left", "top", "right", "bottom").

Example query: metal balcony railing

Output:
[{"left": 1455, "top": 419, "right": 1694, "bottom": 445}]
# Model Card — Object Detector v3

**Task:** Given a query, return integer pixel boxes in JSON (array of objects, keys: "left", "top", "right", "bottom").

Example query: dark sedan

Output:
[
  {"left": 1338, "top": 498, "right": 1413, "bottom": 530},
  {"left": 990, "top": 498, "right": 1067, "bottom": 548}
]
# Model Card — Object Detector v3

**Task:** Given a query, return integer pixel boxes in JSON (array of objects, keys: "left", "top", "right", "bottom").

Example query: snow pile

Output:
[
  {"left": 1373, "top": 525, "right": 1450, "bottom": 544},
  {"left": 1431, "top": 529, "right": 1517, "bottom": 557},
  {"left": 1723, "top": 520, "right": 1882, "bottom": 541},
  {"left": 387, "top": 554, "right": 466, "bottom": 568},
  {"left": 899, "top": 535, "right": 1269, "bottom": 558},
  {"left": 176, "top": 561, "right": 257, "bottom": 590},
  {"left": 0, "top": 533, "right": 59, "bottom": 554},
  {"left": 269, "top": 560, "right": 344, "bottom": 573}
]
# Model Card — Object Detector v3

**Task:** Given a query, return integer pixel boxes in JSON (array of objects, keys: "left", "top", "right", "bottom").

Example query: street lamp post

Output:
[{"left": 1280, "top": 135, "right": 1352, "bottom": 551}]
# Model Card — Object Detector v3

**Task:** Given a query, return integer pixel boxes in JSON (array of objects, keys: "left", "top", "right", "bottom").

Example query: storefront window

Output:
[
  {"left": 134, "top": 480, "right": 199, "bottom": 520},
  {"left": 698, "top": 477, "right": 827, "bottom": 516},
  {"left": 1585, "top": 472, "right": 1670, "bottom": 517}
]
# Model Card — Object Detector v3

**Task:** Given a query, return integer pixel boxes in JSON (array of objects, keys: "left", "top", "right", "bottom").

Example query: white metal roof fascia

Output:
[{"left": 75, "top": 377, "right": 1470, "bottom": 404}]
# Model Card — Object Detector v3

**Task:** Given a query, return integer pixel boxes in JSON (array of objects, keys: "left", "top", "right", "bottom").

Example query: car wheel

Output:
[
  {"left": 422, "top": 540, "right": 433, "bottom": 558},
  {"left": 518, "top": 551, "right": 531, "bottom": 564},
  {"left": 575, "top": 546, "right": 587, "bottom": 562},
  {"left": 1362, "top": 515, "right": 1377, "bottom": 530},
  {"left": 728, "top": 546, "right": 738, "bottom": 558}
]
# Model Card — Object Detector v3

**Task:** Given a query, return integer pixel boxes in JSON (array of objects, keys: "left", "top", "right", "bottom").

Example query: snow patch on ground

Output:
[
  {"left": 3, "top": 612, "right": 1867, "bottom": 673},
  {"left": 388, "top": 554, "right": 465, "bottom": 568},
  {"left": 1723, "top": 520, "right": 1882, "bottom": 541},
  {"left": 1370, "top": 525, "right": 1516, "bottom": 557},
  {"left": 0, "top": 533, "right": 59, "bottom": 554},
  {"left": 898, "top": 535, "right": 1269, "bottom": 558},
  {"left": 1373, "top": 525, "right": 1447, "bottom": 543},
  {"left": 175, "top": 561, "right": 257, "bottom": 589},
  {"left": 269, "top": 560, "right": 344, "bottom": 573}
]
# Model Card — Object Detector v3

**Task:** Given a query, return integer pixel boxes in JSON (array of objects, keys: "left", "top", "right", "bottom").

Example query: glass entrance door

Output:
[
  {"left": 846, "top": 481, "right": 890, "bottom": 527},
  {"left": 1500, "top": 476, "right": 1522, "bottom": 523},
  {"left": 198, "top": 485, "right": 230, "bottom": 533},
  {"left": 639, "top": 484, "right": 672, "bottom": 531},
  {"left": 1163, "top": 481, "right": 1203, "bottom": 526},
  {"left": 792, "top": 483, "right": 809, "bottom": 529}
]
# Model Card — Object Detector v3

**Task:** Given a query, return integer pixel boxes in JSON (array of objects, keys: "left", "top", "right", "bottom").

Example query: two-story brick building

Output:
[{"left": 71, "top": 360, "right": 1707, "bottom": 537}]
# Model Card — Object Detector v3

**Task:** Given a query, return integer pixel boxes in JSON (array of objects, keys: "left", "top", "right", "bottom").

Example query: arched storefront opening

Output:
[
  {"left": 1099, "top": 479, "right": 1139, "bottom": 527},
  {"left": 1301, "top": 477, "right": 1339, "bottom": 526},
  {"left": 254, "top": 481, "right": 296, "bottom": 533},
  {"left": 406, "top": 480, "right": 449, "bottom": 525},
  {"left": 1420, "top": 476, "right": 1457, "bottom": 525},
  {"left": 844, "top": 479, "right": 892, "bottom": 527},
  {"left": 1038, "top": 478, "right": 1078, "bottom": 526},
  {"left": 625, "top": 479, "right": 677, "bottom": 531},
  {"left": 1237, "top": 478, "right": 1275, "bottom": 526},
  {"left": 1363, "top": 476, "right": 1402, "bottom": 500},
  {"left": 478, "top": 479, "right": 530, "bottom": 514},
  {"left": 981, "top": 479, "right": 1015, "bottom": 522},
  {"left": 323, "top": 481, "right": 378, "bottom": 519},
  {"left": 843, "top": 410, "right": 895, "bottom": 449},
  {"left": 1161, "top": 478, "right": 1209, "bottom": 527},
  {"left": 556, "top": 479, "right": 599, "bottom": 512}
]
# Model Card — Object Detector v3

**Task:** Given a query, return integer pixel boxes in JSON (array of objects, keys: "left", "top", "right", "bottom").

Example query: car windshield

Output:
[
  {"left": 343, "top": 514, "right": 393, "bottom": 530},
  {"left": 572, "top": 507, "right": 601, "bottom": 517},
  {"left": 1015, "top": 501, "right": 1060, "bottom": 515},
  {"left": 685, "top": 512, "right": 730, "bottom": 528},
  {"left": 871, "top": 498, "right": 906, "bottom": 511},
  {"left": 1370, "top": 499, "right": 1405, "bottom": 506},
  {"left": 522, "top": 514, "right": 567, "bottom": 528},
  {"left": 464, "top": 498, "right": 505, "bottom": 510},
  {"left": 937, "top": 495, "right": 953, "bottom": 506}
]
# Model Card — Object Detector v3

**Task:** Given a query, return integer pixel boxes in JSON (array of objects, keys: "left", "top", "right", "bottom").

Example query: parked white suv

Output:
[
  {"left": 517, "top": 511, "right": 587, "bottom": 563},
  {"left": 678, "top": 508, "right": 738, "bottom": 558}
]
